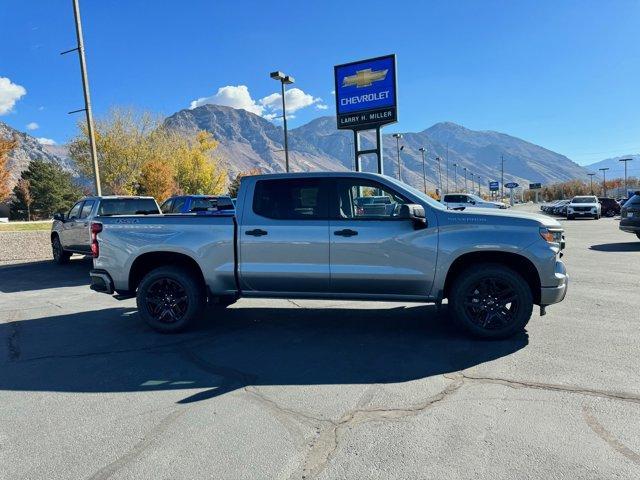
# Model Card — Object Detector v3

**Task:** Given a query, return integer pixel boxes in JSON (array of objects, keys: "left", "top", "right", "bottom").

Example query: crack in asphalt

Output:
[
  {"left": 582, "top": 406, "right": 640, "bottom": 466},
  {"left": 86, "top": 408, "right": 185, "bottom": 480},
  {"left": 460, "top": 373, "right": 640, "bottom": 404},
  {"left": 296, "top": 375, "right": 465, "bottom": 480}
]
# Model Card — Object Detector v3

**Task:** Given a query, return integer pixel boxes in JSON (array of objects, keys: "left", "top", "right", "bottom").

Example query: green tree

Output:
[
  {"left": 174, "top": 131, "right": 227, "bottom": 195},
  {"left": 10, "top": 160, "right": 83, "bottom": 220},
  {"left": 228, "top": 168, "right": 261, "bottom": 198}
]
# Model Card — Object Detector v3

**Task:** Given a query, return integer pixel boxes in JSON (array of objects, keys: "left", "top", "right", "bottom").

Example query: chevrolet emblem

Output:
[{"left": 342, "top": 68, "right": 389, "bottom": 88}]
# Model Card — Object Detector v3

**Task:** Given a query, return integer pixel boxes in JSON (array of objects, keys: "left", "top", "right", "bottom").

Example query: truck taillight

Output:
[{"left": 91, "top": 222, "right": 102, "bottom": 258}]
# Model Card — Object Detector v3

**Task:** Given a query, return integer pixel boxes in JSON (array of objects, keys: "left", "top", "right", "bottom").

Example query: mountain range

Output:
[
  {"left": 1, "top": 104, "right": 618, "bottom": 194},
  {"left": 164, "top": 105, "right": 588, "bottom": 190},
  {"left": 586, "top": 154, "right": 640, "bottom": 180}
]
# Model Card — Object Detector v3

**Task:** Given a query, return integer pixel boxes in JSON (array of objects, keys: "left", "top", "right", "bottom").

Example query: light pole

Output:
[
  {"left": 463, "top": 167, "right": 468, "bottom": 192},
  {"left": 270, "top": 71, "right": 295, "bottom": 172},
  {"left": 453, "top": 163, "right": 458, "bottom": 191},
  {"left": 599, "top": 167, "right": 609, "bottom": 196},
  {"left": 620, "top": 158, "right": 633, "bottom": 196},
  {"left": 476, "top": 176, "right": 481, "bottom": 196},
  {"left": 587, "top": 173, "right": 596, "bottom": 194},
  {"left": 393, "top": 133, "right": 403, "bottom": 181},
  {"left": 418, "top": 147, "right": 427, "bottom": 193},
  {"left": 436, "top": 156, "right": 443, "bottom": 194},
  {"left": 500, "top": 154, "right": 505, "bottom": 201},
  {"left": 470, "top": 172, "right": 474, "bottom": 194}
]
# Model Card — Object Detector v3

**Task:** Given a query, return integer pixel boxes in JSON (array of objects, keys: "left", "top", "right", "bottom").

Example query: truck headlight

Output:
[{"left": 540, "top": 227, "right": 563, "bottom": 244}]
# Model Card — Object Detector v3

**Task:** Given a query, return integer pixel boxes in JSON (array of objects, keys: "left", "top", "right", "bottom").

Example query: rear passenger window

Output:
[
  {"left": 253, "top": 179, "right": 328, "bottom": 220},
  {"left": 160, "top": 199, "right": 173, "bottom": 213}
]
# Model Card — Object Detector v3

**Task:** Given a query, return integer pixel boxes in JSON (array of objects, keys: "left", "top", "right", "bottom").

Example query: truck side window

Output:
[
  {"left": 253, "top": 179, "right": 328, "bottom": 219},
  {"left": 171, "top": 198, "right": 187, "bottom": 213},
  {"left": 67, "top": 201, "right": 82, "bottom": 220},
  {"left": 79, "top": 200, "right": 95, "bottom": 219},
  {"left": 336, "top": 179, "right": 408, "bottom": 219},
  {"left": 160, "top": 199, "right": 173, "bottom": 214}
]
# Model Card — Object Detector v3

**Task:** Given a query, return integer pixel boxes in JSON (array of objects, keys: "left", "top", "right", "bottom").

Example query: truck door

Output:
[
  {"left": 239, "top": 178, "right": 330, "bottom": 293},
  {"left": 329, "top": 178, "right": 438, "bottom": 297},
  {"left": 60, "top": 201, "right": 83, "bottom": 250},
  {"left": 75, "top": 200, "right": 95, "bottom": 252}
]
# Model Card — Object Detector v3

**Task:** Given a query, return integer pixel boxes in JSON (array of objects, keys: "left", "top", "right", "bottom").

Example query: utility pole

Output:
[
  {"left": 587, "top": 173, "right": 596, "bottom": 194},
  {"left": 418, "top": 147, "right": 427, "bottom": 193},
  {"left": 620, "top": 158, "right": 633, "bottom": 196},
  {"left": 393, "top": 133, "right": 403, "bottom": 181},
  {"left": 500, "top": 155, "right": 505, "bottom": 202},
  {"left": 436, "top": 156, "right": 443, "bottom": 195},
  {"left": 599, "top": 167, "right": 609, "bottom": 196},
  {"left": 62, "top": 0, "right": 101, "bottom": 195},
  {"left": 477, "top": 176, "right": 481, "bottom": 196},
  {"left": 470, "top": 172, "right": 474, "bottom": 194}
]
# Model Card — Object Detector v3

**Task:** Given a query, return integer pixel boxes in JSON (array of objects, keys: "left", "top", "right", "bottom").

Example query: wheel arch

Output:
[
  {"left": 443, "top": 251, "right": 541, "bottom": 305},
  {"left": 128, "top": 251, "right": 206, "bottom": 293}
]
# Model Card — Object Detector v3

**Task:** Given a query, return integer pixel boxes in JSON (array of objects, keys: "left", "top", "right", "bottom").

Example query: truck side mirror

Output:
[
  {"left": 53, "top": 212, "right": 65, "bottom": 221},
  {"left": 399, "top": 204, "right": 427, "bottom": 229}
]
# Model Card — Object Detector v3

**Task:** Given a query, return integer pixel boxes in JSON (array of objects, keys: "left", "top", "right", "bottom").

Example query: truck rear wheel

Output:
[
  {"left": 137, "top": 266, "right": 205, "bottom": 333},
  {"left": 449, "top": 264, "right": 533, "bottom": 339},
  {"left": 52, "top": 235, "right": 71, "bottom": 264}
]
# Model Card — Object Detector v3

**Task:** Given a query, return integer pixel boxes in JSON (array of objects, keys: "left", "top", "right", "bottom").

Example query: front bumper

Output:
[
  {"left": 90, "top": 269, "right": 114, "bottom": 294},
  {"left": 540, "top": 259, "right": 568, "bottom": 306}
]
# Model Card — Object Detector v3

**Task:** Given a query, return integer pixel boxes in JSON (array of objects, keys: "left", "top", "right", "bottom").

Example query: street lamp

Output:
[
  {"left": 453, "top": 163, "right": 458, "bottom": 191},
  {"left": 392, "top": 133, "right": 403, "bottom": 181},
  {"left": 463, "top": 167, "right": 468, "bottom": 192},
  {"left": 620, "top": 158, "right": 633, "bottom": 196},
  {"left": 436, "top": 156, "right": 443, "bottom": 194},
  {"left": 587, "top": 173, "right": 596, "bottom": 194},
  {"left": 418, "top": 147, "right": 427, "bottom": 193},
  {"left": 270, "top": 70, "right": 295, "bottom": 172},
  {"left": 470, "top": 172, "right": 475, "bottom": 194},
  {"left": 599, "top": 167, "right": 609, "bottom": 196}
]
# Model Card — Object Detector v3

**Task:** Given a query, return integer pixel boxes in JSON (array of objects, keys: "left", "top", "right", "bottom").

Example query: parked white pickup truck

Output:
[
  {"left": 441, "top": 193, "right": 507, "bottom": 210},
  {"left": 89, "top": 172, "right": 567, "bottom": 339}
]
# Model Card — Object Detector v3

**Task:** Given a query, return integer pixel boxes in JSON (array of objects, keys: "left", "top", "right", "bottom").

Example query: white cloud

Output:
[
  {"left": 189, "top": 85, "right": 264, "bottom": 115},
  {"left": 37, "top": 137, "right": 56, "bottom": 145},
  {"left": 0, "top": 77, "right": 27, "bottom": 115},
  {"left": 189, "top": 85, "right": 324, "bottom": 121},
  {"left": 26, "top": 122, "right": 39, "bottom": 130},
  {"left": 259, "top": 88, "right": 322, "bottom": 114}
]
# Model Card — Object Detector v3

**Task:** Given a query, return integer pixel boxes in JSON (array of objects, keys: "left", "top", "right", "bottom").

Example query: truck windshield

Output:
[
  {"left": 572, "top": 197, "right": 597, "bottom": 204},
  {"left": 97, "top": 199, "right": 160, "bottom": 216}
]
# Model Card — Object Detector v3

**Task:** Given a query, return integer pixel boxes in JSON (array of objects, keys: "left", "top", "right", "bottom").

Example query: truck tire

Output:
[
  {"left": 449, "top": 264, "right": 533, "bottom": 339},
  {"left": 636, "top": 233, "right": 640, "bottom": 240},
  {"left": 52, "top": 235, "right": 71, "bottom": 264},
  {"left": 137, "top": 266, "right": 205, "bottom": 333},
  {"left": 566, "top": 215, "right": 574, "bottom": 220}
]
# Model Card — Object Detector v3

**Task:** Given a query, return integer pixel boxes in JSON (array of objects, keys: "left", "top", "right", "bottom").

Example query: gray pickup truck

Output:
[
  {"left": 90, "top": 172, "right": 567, "bottom": 339},
  {"left": 51, "top": 196, "right": 160, "bottom": 264}
]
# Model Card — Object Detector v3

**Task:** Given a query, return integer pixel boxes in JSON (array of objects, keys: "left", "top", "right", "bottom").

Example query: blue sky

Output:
[{"left": 1, "top": 0, "right": 639, "bottom": 165}]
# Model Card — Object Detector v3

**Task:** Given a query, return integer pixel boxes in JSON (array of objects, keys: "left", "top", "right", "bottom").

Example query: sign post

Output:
[
  {"left": 529, "top": 182, "right": 542, "bottom": 203},
  {"left": 505, "top": 182, "right": 519, "bottom": 206},
  {"left": 334, "top": 55, "right": 398, "bottom": 174},
  {"left": 489, "top": 181, "right": 499, "bottom": 200}
]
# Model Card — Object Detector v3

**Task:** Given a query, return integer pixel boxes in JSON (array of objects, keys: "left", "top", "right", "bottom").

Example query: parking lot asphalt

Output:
[{"left": 1, "top": 205, "right": 639, "bottom": 480}]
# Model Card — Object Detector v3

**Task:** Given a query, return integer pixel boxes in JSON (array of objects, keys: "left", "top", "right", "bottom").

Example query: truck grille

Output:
[{"left": 573, "top": 206, "right": 591, "bottom": 212}]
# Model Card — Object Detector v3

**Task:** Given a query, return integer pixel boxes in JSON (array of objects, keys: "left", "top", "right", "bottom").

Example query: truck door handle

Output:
[
  {"left": 334, "top": 229, "right": 358, "bottom": 237},
  {"left": 246, "top": 228, "right": 268, "bottom": 237}
]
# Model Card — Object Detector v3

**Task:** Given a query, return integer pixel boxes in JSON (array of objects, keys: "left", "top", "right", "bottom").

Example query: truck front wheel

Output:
[
  {"left": 137, "top": 266, "right": 205, "bottom": 333},
  {"left": 449, "top": 264, "right": 533, "bottom": 339}
]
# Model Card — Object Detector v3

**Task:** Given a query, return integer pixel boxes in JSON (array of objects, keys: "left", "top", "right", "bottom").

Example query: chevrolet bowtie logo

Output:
[{"left": 342, "top": 68, "right": 389, "bottom": 88}]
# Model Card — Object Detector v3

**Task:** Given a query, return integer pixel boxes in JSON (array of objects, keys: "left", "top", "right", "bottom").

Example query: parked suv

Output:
[
  {"left": 620, "top": 194, "right": 640, "bottom": 240},
  {"left": 441, "top": 193, "right": 506, "bottom": 210},
  {"left": 598, "top": 197, "right": 620, "bottom": 217},
  {"left": 566, "top": 196, "right": 601, "bottom": 220},
  {"left": 51, "top": 196, "right": 160, "bottom": 264},
  {"left": 160, "top": 195, "right": 235, "bottom": 215}
]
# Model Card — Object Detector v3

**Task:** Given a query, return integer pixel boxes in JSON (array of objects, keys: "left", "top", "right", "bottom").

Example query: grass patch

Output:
[{"left": 0, "top": 221, "right": 52, "bottom": 232}]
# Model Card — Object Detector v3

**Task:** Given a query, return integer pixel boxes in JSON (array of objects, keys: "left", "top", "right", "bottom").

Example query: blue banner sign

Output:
[
  {"left": 334, "top": 55, "right": 397, "bottom": 130},
  {"left": 489, "top": 181, "right": 500, "bottom": 191},
  {"left": 529, "top": 182, "right": 542, "bottom": 190}
]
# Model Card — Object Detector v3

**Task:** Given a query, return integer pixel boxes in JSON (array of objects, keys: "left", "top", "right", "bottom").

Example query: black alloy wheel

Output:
[
  {"left": 144, "top": 278, "right": 189, "bottom": 324},
  {"left": 462, "top": 277, "right": 519, "bottom": 331}
]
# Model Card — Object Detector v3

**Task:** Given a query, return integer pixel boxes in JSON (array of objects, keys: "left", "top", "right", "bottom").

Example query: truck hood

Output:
[{"left": 438, "top": 207, "right": 561, "bottom": 228}]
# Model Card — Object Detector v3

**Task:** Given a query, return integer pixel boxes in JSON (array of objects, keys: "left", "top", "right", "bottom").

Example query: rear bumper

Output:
[
  {"left": 620, "top": 219, "right": 640, "bottom": 233},
  {"left": 90, "top": 269, "right": 114, "bottom": 294}
]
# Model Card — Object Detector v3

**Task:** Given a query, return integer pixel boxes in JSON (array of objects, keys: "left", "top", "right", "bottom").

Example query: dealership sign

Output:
[
  {"left": 505, "top": 182, "right": 519, "bottom": 189},
  {"left": 529, "top": 182, "right": 542, "bottom": 190},
  {"left": 489, "top": 181, "right": 500, "bottom": 191},
  {"left": 334, "top": 55, "right": 397, "bottom": 130}
]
